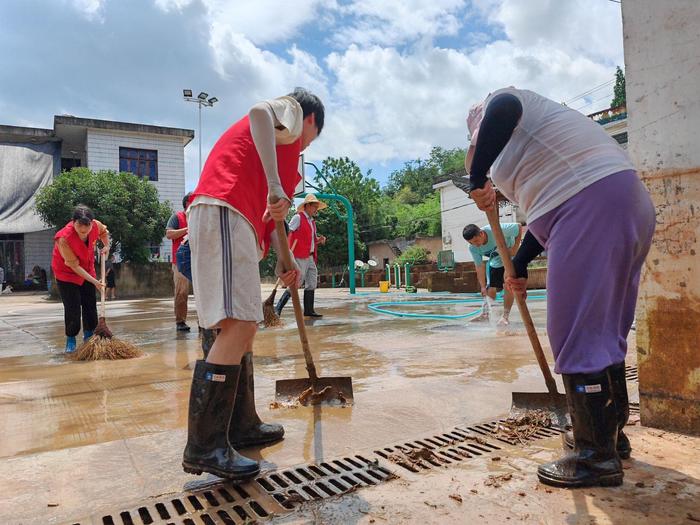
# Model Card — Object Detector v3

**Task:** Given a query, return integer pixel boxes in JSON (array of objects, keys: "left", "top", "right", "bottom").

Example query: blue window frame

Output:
[{"left": 119, "top": 147, "right": 158, "bottom": 181}]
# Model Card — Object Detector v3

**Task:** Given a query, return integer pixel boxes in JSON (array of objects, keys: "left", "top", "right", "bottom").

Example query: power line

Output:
[
  {"left": 563, "top": 79, "right": 615, "bottom": 105},
  {"left": 357, "top": 201, "right": 474, "bottom": 234}
]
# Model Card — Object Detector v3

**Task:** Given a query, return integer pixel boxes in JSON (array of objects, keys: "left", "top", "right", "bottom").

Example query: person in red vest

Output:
[
  {"left": 275, "top": 194, "right": 327, "bottom": 318},
  {"left": 166, "top": 193, "right": 193, "bottom": 331},
  {"left": 51, "top": 204, "right": 110, "bottom": 353},
  {"left": 183, "top": 88, "right": 324, "bottom": 482}
]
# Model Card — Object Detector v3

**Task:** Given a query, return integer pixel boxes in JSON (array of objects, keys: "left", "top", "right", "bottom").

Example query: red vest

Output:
[
  {"left": 289, "top": 212, "right": 318, "bottom": 263},
  {"left": 171, "top": 211, "right": 187, "bottom": 264},
  {"left": 191, "top": 115, "right": 302, "bottom": 254},
  {"left": 51, "top": 221, "right": 99, "bottom": 285}
]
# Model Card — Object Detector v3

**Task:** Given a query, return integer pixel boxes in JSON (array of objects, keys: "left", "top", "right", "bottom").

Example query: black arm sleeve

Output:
[
  {"left": 512, "top": 230, "right": 544, "bottom": 278},
  {"left": 469, "top": 93, "right": 523, "bottom": 191}
]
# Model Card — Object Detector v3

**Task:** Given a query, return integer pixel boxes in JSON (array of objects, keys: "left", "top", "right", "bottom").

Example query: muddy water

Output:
[{"left": 0, "top": 290, "right": 636, "bottom": 469}]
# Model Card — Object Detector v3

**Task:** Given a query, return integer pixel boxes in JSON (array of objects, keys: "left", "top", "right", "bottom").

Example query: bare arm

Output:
[
  {"left": 474, "top": 262, "right": 487, "bottom": 293},
  {"left": 165, "top": 227, "right": 188, "bottom": 240}
]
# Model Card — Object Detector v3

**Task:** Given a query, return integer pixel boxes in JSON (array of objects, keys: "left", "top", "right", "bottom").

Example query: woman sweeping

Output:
[
  {"left": 51, "top": 204, "right": 110, "bottom": 353},
  {"left": 464, "top": 87, "right": 655, "bottom": 488}
]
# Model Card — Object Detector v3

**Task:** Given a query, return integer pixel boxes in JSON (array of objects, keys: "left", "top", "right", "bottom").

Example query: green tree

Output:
[
  {"left": 386, "top": 146, "right": 465, "bottom": 201},
  {"left": 35, "top": 168, "right": 172, "bottom": 263},
  {"left": 611, "top": 66, "right": 626, "bottom": 108},
  {"left": 310, "top": 157, "right": 383, "bottom": 268}
]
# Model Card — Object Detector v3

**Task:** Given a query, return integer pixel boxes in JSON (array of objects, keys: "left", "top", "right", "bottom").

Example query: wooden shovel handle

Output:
[
  {"left": 485, "top": 206, "right": 559, "bottom": 395},
  {"left": 273, "top": 215, "right": 319, "bottom": 383}
]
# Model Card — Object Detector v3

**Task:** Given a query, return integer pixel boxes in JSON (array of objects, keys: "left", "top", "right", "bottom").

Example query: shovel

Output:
[
  {"left": 484, "top": 205, "right": 568, "bottom": 427},
  {"left": 272, "top": 219, "right": 354, "bottom": 407}
]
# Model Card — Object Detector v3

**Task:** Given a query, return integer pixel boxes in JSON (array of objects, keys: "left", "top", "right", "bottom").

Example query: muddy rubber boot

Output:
[
  {"left": 563, "top": 362, "right": 631, "bottom": 459},
  {"left": 83, "top": 330, "right": 94, "bottom": 342},
  {"left": 182, "top": 361, "right": 260, "bottom": 481},
  {"left": 303, "top": 289, "right": 323, "bottom": 318},
  {"left": 275, "top": 290, "right": 291, "bottom": 317},
  {"left": 201, "top": 328, "right": 218, "bottom": 360},
  {"left": 229, "top": 352, "right": 285, "bottom": 448},
  {"left": 537, "top": 368, "right": 622, "bottom": 488}
]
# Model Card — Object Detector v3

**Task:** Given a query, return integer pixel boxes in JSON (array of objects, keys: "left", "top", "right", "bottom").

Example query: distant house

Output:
[
  {"left": 432, "top": 105, "right": 629, "bottom": 263},
  {"left": 0, "top": 116, "right": 194, "bottom": 285},
  {"left": 367, "top": 235, "right": 443, "bottom": 267}
]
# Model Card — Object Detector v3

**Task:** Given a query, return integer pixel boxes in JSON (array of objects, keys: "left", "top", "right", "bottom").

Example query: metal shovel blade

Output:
[
  {"left": 511, "top": 391, "right": 570, "bottom": 428},
  {"left": 275, "top": 377, "right": 354, "bottom": 407}
]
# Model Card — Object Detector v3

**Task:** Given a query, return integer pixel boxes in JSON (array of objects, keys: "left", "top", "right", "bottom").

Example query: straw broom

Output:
[
  {"left": 71, "top": 252, "right": 142, "bottom": 361},
  {"left": 262, "top": 240, "right": 297, "bottom": 328}
]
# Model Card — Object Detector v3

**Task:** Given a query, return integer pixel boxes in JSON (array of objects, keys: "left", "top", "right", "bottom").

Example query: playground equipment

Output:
[
  {"left": 302, "top": 161, "right": 356, "bottom": 294},
  {"left": 384, "top": 261, "right": 416, "bottom": 292},
  {"left": 354, "top": 259, "right": 377, "bottom": 287},
  {"left": 437, "top": 250, "right": 455, "bottom": 272}
]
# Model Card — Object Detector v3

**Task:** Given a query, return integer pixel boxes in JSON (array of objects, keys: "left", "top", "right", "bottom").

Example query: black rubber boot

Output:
[
  {"left": 537, "top": 368, "right": 623, "bottom": 488},
  {"left": 200, "top": 328, "right": 218, "bottom": 360},
  {"left": 303, "top": 289, "right": 323, "bottom": 318},
  {"left": 229, "top": 352, "right": 285, "bottom": 448},
  {"left": 275, "top": 290, "right": 291, "bottom": 317},
  {"left": 182, "top": 361, "right": 260, "bottom": 481},
  {"left": 563, "top": 362, "right": 631, "bottom": 459}
]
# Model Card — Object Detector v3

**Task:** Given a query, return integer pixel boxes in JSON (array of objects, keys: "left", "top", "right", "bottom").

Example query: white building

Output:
[
  {"left": 0, "top": 116, "right": 193, "bottom": 285},
  {"left": 432, "top": 168, "right": 520, "bottom": 263}
]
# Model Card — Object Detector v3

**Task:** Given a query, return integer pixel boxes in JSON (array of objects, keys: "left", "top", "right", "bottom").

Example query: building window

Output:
[
  {"left": 119, "top": 147, "right": 158, "bottom": 181},
  {"left": 61, "top": 157, "right": 81, "bottom": 171}
]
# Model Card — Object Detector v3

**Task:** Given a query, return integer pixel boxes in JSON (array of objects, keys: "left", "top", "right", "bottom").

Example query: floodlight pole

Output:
[{"left": 183, "top": 92, "right": 218, "bottom": 175}]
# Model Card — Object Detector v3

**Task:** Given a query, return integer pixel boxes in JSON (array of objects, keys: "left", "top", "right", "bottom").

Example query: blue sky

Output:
[{"left": 0, "top": 0, "right": 625, "bottom": 191}]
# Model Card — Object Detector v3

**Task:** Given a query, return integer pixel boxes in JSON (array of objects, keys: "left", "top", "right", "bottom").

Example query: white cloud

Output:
[
  {"left": 69, "top": 0, "right": 105, "bottom": 21},
  {"left": 332, "top": 0, "right": 467, "bottom": 47},
  {"left": 155, "top": 0, "right": 332, "bottom": 46}
]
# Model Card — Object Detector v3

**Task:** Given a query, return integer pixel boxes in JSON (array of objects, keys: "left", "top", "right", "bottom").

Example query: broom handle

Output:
[
  {"left": 273, "top": 217, "right": 319, "bottom": 383},
  {"left": 485, "top": 206, "right": 559, "bottom": 395},
  {"left": 100, "top": 250, "right": 106, "bottom": 318}
]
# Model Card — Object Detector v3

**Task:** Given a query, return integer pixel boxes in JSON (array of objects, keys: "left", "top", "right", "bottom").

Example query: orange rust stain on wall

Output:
[{"left": 638, "top": 297, "right": 700, "bottom": 395}]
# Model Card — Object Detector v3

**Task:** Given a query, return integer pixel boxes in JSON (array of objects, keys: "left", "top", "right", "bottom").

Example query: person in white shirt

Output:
[
  {"left": 463, "top": 87, "right": 655, "bottom": 489},
  {"left": 275, "top": 194, "right": 327, "bottom": 318}
]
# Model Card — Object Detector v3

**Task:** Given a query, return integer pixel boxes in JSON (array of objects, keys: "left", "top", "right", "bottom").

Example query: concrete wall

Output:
[
  {"left": 49, "top": 262, "right": 176, "bottom": 299},
  {"left": 435, "top": 181, "right": 519, "bottom": 262},
  {"left": 86, "top": 129, "right": 187, "bottom": 262},
  {"left": 623, "top": 1, "right": 700, "bottom": 434},
  {"left": 24, "top": 229, "right": 54, "bottom": 278}
]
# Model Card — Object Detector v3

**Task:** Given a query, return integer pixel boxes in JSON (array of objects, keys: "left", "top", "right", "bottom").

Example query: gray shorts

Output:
[{"left": 188, "top": 204, "right": 263, "bottom": 327}]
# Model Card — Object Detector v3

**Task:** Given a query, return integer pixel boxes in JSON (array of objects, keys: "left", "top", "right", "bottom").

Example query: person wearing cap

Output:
[
  {"left": 183, "top": 88, "right": 324, "bottom": 482},
  {"left": 462, "top": 87, "right": 655, "bottom": 489},
  {"left": 274, "top": 194, "right": 327, "bottom": 318}
]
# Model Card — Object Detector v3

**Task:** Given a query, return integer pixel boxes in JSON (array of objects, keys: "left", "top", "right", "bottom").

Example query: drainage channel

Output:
[
  {"left": 66, "top": 455, "right": 395, "bottom": 525},
  {"left": 65, "top": 369, "right": 640, "bottom": 525}
]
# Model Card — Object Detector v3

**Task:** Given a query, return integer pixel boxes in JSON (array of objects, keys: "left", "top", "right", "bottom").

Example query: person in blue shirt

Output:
[{"left": 463, "top": 222, "right": 522, "bottom": 325}]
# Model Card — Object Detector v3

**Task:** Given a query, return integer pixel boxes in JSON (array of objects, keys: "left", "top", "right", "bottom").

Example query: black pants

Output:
[{"left": 57, "top": 279, "right": 98, "bottom": 337}]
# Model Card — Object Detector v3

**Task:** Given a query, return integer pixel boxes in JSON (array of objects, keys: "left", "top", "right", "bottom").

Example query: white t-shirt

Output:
[{"left": 483, "top": 87, "right": 635, "bottom": 223}]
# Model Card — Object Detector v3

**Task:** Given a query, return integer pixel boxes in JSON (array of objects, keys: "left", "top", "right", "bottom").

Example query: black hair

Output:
[
  {"left": 182, "top": 192, "right": 193, "bottom": 210},
  {"left": 72, "top": 204, "right": 94, "bottom": 226},
  {"left": 288, "top": 87, "right": 325, "bottom": 135},
  {"left": 462, "top": 224, "right": 481, "bottom": 241}
]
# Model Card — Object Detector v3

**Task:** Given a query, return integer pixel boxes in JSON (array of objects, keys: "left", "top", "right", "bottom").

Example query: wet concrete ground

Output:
[{"left": 0, "top": 288, "right": 696, "bottom": 524}]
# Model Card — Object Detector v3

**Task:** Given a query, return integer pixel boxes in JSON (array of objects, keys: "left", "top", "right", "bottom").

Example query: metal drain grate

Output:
[
  {"left": 254, "top": 455, "right": 395, "bottom": 509},
  {"left": 375, "top": 425, "right": 507, "bottom": 473},
  {"left": 68, "top": 455, "right": 396, "bottom": 525},
  {"left": 625, "top": 365, "right": 639, "bottom": 382},
  {"left": 85, "top": 483, "right": 281, "bottom": 525}
]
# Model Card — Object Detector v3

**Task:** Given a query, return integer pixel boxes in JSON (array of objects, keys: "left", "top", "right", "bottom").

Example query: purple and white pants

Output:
[{"left": 528, "top": 170, "right": 656, "bottom": 375}]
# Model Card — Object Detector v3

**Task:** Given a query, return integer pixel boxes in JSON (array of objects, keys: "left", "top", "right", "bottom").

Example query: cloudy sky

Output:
[{"left": 0, "top": 0, "right": 624, "bottom": 190}]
